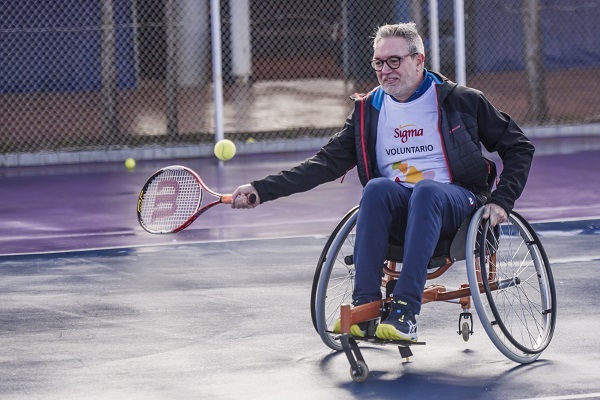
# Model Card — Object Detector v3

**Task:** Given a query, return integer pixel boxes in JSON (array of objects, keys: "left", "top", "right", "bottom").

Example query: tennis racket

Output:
[{"left": 137, "top": 165, "right": 256, "bottom": 234}]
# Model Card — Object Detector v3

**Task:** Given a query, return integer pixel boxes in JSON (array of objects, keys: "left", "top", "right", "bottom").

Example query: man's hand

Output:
[
  {"left": 231, "top": 184, "right": 260, "bottom": 209},
  {"left": 482, "top": 203, "right": 508, "bottom": 227}
]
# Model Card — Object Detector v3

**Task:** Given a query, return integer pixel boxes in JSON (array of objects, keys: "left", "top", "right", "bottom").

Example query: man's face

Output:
[{"left": 373, "top": 37, "right": 424, "bottom": 101}]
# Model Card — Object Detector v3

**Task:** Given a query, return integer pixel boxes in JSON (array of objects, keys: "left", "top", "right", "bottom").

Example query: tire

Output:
[
  {"left": 310, "top": 206, "right": 358, "bottom": 334},
  {"left": 313, "top": 207, "right": 359, "bottom": 351},
  {"left": 466, "top": 208, "right": 557, "bottom": 363},
  {"left": 350, "top": 360, "right": 370, "bottom": 383}
]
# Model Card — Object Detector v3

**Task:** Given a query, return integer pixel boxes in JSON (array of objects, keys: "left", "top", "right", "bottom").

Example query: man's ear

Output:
[{"left": 416, "top": 54, "right": 425, "bottom": 68}]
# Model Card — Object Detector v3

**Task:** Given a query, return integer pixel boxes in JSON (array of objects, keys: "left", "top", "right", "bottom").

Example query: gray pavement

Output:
[{"left": 0, "top": 234, "right": 599, "bottom": 399}]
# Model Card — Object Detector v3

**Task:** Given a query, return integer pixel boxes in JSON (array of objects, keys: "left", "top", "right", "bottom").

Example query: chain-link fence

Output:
[{"left": 1, "top": 0, "right": 599, "bottom": 163}]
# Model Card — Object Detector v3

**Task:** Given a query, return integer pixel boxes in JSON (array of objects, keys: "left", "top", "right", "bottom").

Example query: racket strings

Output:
[{"left": 140, "top": 169, "right": 202, "bottom": 231}]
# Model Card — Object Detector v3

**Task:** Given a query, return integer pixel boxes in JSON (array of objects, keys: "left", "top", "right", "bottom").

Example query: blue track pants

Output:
[{"left": 352, "top": 178, "right": 476, "bottom": 314}]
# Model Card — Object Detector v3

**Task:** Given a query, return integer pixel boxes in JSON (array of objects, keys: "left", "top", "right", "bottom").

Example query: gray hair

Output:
[{"left": 373, "top": 23, "right": 425, "bottom": 55}]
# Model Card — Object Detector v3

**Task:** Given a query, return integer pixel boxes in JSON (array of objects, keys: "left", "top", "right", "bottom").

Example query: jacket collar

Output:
[
  {"left": 429, "top": 70, "right": 457, "bottom": 102},
  {"left": 404, "top": 69, "right": 443, "bottom": 102}
]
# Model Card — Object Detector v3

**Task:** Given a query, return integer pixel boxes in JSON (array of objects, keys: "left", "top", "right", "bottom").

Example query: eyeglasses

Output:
[{"left": 370, "top": 53, "right": 418, "bottom": 71}]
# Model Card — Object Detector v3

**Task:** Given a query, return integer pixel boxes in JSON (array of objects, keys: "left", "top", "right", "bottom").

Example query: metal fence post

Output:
[
  {"left": 165, "top": 0, "right": 179, "bottom": 140},
  {"left": 522, "top": 0, "right": 548, "bottom": 122},
  {"left": 429, "top": 0, "right": 440, "bottom": 73},
  {"left": 210, "top": 0, "right": 225, "bottom": 143},
  {"left": 454, "top": 0, "right": 466, "bottom": 86},
  {"left": 100, "top": 0, "right": 120, "bottom": 142}
]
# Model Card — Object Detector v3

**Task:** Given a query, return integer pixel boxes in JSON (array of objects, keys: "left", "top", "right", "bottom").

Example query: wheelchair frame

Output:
[{"left": 310, "top": 206, "right": 557, "bottom": 382}]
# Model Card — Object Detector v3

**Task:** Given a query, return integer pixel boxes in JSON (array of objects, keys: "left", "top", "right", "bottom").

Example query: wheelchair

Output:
[{"left": 310, "top": 204, "right": 556, "bottom": 382}]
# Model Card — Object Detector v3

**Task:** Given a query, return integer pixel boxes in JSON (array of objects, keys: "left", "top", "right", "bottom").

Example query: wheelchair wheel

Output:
[
  {"left": 312, "top": 207, "right": 359, "bottom": 351},
  {"left": 466, "top": 207, "right": 557, "bottom": 364}
]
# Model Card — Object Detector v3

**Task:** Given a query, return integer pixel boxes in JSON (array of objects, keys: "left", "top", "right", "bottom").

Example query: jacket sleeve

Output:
[
  {"left": 251, "top": 114, "right": 358, "bottom": 203},
  {"left": 476, "top": 93, "right": 535, "bottom": 214}
]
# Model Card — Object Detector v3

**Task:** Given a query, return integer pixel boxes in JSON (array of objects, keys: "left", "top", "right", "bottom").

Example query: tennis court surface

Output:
[{"left": 1, "top": 142, "right": 599, "bottom": 399}]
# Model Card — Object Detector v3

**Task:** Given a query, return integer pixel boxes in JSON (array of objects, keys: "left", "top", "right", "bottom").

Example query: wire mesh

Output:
[{"left": 1, "top": 0, "right": 599, "bottom": 160}]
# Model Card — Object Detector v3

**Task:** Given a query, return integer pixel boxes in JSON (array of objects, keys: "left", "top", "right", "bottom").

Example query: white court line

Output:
[
  {"left": 518, "top": 205, "right": 600, "bottom": 213},
  {"left": 3, "top": 233, "right": 600, "bottom": 261},
  {"left": 530, "top": 215, "right": 600, "bottom": 224},
  {"left": 3, "top": 217, "right": 345, "bottom": 241},
  {"left": 6, "top": 215, "right": 596, "bottom": 243},
  {"left": 550, "top": 255, "right": 600, "bottom": 265},
  {"left": 513, "top": 393, "right": 600, "bottom": 400},
  {"left": 2, "top": 215, "right": 599, "bottom": 258},
  {"left": 0, "top": 233, "right": 329, "bottom": 257},
  {"left": 6, "top": 242, "right": 600, "bottom": 266}
]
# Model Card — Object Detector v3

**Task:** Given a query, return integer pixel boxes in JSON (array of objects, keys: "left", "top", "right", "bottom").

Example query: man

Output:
[{"left": 231, "top": 23, "right": 534, "bottom": 342}]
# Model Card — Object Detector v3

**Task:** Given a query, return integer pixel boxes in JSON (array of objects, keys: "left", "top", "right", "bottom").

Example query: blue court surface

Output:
[{"left": 1, "top": 142, "right": 600, "bottom": 399}]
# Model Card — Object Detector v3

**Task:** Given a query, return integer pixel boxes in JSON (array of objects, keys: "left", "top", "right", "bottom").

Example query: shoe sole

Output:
[{"left": 375, "top": 324, "right": 418, "bottom": 342}]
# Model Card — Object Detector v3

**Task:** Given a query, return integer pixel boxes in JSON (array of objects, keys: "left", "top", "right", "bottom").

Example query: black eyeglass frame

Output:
[{"left": 369, "top": 53, "right": 419, "bottom": 71}]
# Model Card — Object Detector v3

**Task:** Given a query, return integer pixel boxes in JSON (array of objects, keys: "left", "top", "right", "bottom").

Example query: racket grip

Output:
[
  {"left": 221, "top": 195, "right": 233, "bottom": 204},
  {"left": 222, "top": 193, "right": 257, "bottom": 205}
]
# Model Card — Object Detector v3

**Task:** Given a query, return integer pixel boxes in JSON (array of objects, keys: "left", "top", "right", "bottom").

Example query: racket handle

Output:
[
  {"left": 221, "top": 195, "right": 233, "bottom": 204},
  {"left": 222, "top": 193, "right": 257, "bottom": 205}
]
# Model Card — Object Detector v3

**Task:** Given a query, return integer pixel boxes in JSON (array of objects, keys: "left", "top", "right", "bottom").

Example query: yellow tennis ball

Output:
[
  {"left": 214, "top": 139, "right": 236, "bottom": 161},
  {"left": 125, "top": 157, "right": 136, "bottom": 170},
  {"left": 246, "top": 137, "right": 256, "bottom": 143}
]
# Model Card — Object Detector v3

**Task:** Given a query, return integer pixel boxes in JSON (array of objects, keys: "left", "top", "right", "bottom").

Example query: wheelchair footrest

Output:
[
  {"left": 333, "top": 333, "right": 426, "bottom": 347},
  {"left": 337, "top": 333, "right": 425, "bottom": 374},
  {"left": 359, "top": 337, "right": 426, "bottom": 347}
]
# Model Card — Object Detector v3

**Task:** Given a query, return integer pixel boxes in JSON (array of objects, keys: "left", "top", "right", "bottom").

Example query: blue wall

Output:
[
  {"left": 0, "top": 0, "right": 137, "bottom": 94},
  {"left": 475, "top": 0, "right": 600, "bottom": 72}
]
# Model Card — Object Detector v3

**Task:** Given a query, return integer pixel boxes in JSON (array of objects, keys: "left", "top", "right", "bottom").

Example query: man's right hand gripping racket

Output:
[{"left": 137, "top": 165, "right": 255, "bottom": 234}]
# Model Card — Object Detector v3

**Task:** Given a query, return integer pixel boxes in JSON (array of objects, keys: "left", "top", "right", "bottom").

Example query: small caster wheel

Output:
[
  {"left": 461, "top": 321, "right": 470, "bottom": 342},
  {"left": 350, "top": 360, "right": 369, "bottom": 383}
]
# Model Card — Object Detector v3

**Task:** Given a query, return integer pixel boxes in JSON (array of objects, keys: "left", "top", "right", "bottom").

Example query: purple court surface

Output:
[
  {"left": 2, "top": 138, "right": 600, "bottom": 256},
  {"left": 1, "top": 139, "right": 600, "bottom": 399}
]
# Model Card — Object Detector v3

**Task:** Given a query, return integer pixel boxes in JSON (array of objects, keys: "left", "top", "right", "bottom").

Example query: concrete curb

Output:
[{"left": 1, "top": 123, "right": 600, "bottom": 167}]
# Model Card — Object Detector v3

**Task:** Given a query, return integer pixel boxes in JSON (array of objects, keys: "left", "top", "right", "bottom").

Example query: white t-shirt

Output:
[{"left": 376, "top": 83, "right": 451, "bottom": 187}]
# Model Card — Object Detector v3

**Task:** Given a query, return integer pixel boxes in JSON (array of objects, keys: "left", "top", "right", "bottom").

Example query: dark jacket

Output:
[{"left": 252, "top": 73, "right": 534, "bottom": 215}]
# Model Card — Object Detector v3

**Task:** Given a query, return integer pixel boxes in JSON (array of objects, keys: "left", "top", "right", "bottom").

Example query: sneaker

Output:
[
  {"left": 375, "top": 299, "right": 418, "bottom": 342},
  {"left": 331, "top": 299, "right": 373, "bottom": 338},
  {"left": 332, "top": 319, "right": 367, "bottom": 338}
]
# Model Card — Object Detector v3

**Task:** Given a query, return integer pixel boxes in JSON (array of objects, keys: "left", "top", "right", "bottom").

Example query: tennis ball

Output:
[
  {"left": 214, "top": 139, "right": 236, "bottom": 161},
  {"left": 125, "top": 157, "right": 136, "bottom": 170},
  {"left": 246, "top": 137, "right": 256, "bottom": 143}
]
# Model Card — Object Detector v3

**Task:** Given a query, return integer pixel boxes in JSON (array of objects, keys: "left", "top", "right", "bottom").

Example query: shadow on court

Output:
[{"left": 0, "top": 144, "right": 600, "bottom": 399}]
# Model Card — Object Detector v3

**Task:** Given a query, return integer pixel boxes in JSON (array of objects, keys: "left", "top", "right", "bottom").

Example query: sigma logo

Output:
[{"left": 394, "top": 124, "right": 424, "bottom": 143}]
